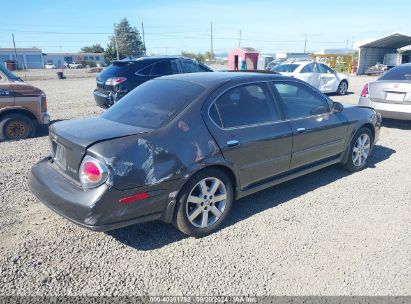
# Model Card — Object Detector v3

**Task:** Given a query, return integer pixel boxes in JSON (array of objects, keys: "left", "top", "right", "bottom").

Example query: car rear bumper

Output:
[
  {"left": 359, "top": 97, "right": 411, "bottom": 120},
  {"left": 93, "top": 89, "right": 110, "bottom": 109},
  {"left": 29, "top": 157, "right": 171, "bottom": 231}
]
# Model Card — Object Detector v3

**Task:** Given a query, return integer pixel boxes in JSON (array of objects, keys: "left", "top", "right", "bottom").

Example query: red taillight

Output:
[
  {"left": 119, "top": 192, "right": 150, "bottom": 204},
  {"left": 79, "top": 156, "right": 109, "bottom": 189},
  {"left": 105, "top": 77, "right": 127, "bottom": 86},
  {"left": 361, "top": 84, "right": 369, "bottom": 97}
]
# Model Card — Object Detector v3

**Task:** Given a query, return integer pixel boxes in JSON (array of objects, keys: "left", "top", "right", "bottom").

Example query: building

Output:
[
  {"left": 227, "top": 47, "right": 259, "bottom": 70},
  {"left": 43, "top": 52, "right": 105, "bottom": 68},
  {"left": 0, "top": 47, "right": 43, "bottom": 69},
  {"left": 0, "top": 47, "right": 105, "bottom": 69},
  {"left": 356, "top": 33, "right": 411, "bottom": 75}
]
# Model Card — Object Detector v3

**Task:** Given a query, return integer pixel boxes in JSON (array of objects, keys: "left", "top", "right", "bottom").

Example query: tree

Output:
[
  {"left": 104, "top": 43, "right": 117, "bottom": 64},
  {"left": 80, "top": 44, "right": 104, "bottom": 53},
  {"left": 105, "top": 18, "right": 145, "bottom": 63}
]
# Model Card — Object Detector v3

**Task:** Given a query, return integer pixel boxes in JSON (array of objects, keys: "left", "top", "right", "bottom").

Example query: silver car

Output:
[{"left": 359, "top": 63, "right": 411, "bottom": 120}]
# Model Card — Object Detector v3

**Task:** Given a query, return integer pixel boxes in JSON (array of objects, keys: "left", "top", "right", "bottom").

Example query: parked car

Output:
[
  {"left": 0, "top": 64, "right": 50, "bottom": 140},
  {"left": 93, "top": 56, "right": 213, "bottom": 109},
  {"left": 44, "top": 63, "right": 55, "bottom": 69},
  {"left": 29, "top": 72, "right": 381, "bottom": 236},
  {"left": 265, "top": 58, "right": 285, "bottom": 70},
  {"left": 68, "top": 62, "right": 84, "bottom": 69},
  {"left": 271, "top": 61, "right": 349, "bottom": 95},
  {"left": 359, "top": 63, "right": 411, "bottom": 120}
]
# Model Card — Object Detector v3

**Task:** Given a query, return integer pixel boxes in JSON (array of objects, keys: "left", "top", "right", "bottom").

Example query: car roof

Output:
[
  {"left": 158, "top": 72, "right": 293, "bottom": 87},
  {"left": 114, "top": 56, "right": 193, "bottom": 64}
]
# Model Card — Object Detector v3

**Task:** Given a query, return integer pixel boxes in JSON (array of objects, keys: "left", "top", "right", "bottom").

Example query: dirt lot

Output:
[{"left": 0, "top": 75, "right": 410, "bottom": 296}]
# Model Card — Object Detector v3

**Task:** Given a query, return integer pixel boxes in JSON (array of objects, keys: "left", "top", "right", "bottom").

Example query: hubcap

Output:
[
  {"left": 186, "top": 177, "right": 227, "bottom": 228},
  {"left": 352, "top": 134, "right": 371, "bottom": 167},
  {"left": 339, "top": 82, "right": 347, "bottom": 94},
  {"left": 6, "top": 121, "right": 27, "bottom": 139}
]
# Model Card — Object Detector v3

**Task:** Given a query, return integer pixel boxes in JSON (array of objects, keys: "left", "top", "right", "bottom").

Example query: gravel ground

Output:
[{"left": 0, "top": 75, "right": 410, "bottom": 296}]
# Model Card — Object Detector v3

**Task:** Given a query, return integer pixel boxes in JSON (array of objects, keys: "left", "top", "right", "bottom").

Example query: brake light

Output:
[
  {"left": 119, "top": 192, "right": 150, "bottom": 204},
  {"left": 79, "top": 156, "right": 110, "bottom": 189},
  {"left": 40, "top": 95, "right": 47, "bottom": 112},
  {"left": 361, "top": 84, "right": 369, "bottom": 97},
  {"left": 105, "top": 77, "right": 127, "bottom": 86}
]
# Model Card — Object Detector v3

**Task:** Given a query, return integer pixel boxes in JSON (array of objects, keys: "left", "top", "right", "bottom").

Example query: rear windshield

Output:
[
  {"left": 102, "top": 79, "right": 205, "bottom": 129},
  {"left": 0, "top": 63, "right": 19, "bottom": 80},
  {"left": 379, "top": 65, "right": 411, "bottom": 81},
  {"left": 98, "top": 61, "right": 150, "bottom": 78},
  {"left": 272, "top": 64, "right": 300, "bottom": 73}
]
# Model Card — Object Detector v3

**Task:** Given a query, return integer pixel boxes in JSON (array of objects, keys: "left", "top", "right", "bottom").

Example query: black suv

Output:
[{"left": 93, "top": 56, "right": 213, "bottom": 108}]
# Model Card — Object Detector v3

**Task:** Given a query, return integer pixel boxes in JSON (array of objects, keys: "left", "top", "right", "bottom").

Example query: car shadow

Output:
[
  {"left": 381, "top": 119, "right": 411, "bottom": 130},
  {"left": 34, "top": 119, "right": 64, "bottom": 138},
  {"left": 326, "top": 91, "right": 355, "bottom": 97},
  {"left": 108, "top": 144, "right": 395, "bottom": 251}
]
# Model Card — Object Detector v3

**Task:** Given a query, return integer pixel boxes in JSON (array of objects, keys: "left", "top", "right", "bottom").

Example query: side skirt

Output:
[{"left": 238, "top": 154, "right": 343, "bottom": 199}]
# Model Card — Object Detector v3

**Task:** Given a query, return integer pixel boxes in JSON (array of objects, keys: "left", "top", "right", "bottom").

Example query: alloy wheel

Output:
[
  {"left": 352, "top": 134, "right": 371, "bottom": 167},
  {"left": 338, "top": 82, "right": 348, "bottom": 95},
  {"left": 185, "top": 177, "right": 227, "bottom": 228}
]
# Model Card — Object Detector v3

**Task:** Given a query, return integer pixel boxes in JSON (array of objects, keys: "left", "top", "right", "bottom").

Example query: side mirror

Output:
[{"left": 332, "top": 101, "right": 344, "bottom": 113}]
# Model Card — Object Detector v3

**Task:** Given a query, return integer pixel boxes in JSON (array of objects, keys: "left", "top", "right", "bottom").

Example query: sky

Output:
[{"left": 0, "top": 0, "right": 410, "bottom": 55}]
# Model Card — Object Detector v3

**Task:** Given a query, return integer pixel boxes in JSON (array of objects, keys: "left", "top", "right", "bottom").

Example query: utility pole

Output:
[
  {"left": 12, "top": 34, "right": 18, "bottom": 68},
  {"left": 210, "top": 22, "right": 214, "bottom": 58},
  {"left": 114, "top": 23, "right": 120, "bottom": 60},
  {"left": 238, "top": 30, "right": 242, "bottom": 47},
  {"left": 345, "top": 39, "right": 349, "bottom": 49},
  {"left": 303, "top": 33, "right": 307, "bottom": 54},
  {"left": 141, "top": 22, "right": 146, "bottom": 55}
]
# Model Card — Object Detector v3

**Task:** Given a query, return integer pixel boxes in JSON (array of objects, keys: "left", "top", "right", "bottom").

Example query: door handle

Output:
[
  {"left": 297, "top": 128, "right": 306, "bottom": 134},
  {"left": 227, "top": 140, "right": 239, "bottom": 147}
]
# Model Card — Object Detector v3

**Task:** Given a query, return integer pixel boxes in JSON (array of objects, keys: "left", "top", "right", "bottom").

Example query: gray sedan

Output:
[
  {"left": 359, "top": 63, "right": 411, "bottom": 120},
  {"left": 29, "top": 72, "right": 381, "bottom": 237}
]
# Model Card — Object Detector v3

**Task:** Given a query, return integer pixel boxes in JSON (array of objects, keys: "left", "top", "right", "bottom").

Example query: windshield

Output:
[
  {"left": 0, "top": 63, "right": 19, "bottom": 80},
  {"left": 102, "top": 79, "right": 205, "bottom": 129},
  {"left": 272, "top": 64, "right": 300, "bottom": 73},
  {"left": 379, "top": 65, "right": 411, "bottom": 81}
]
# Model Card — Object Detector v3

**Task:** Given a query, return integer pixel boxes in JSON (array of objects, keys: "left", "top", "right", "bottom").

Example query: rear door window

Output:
[
  {"left": 210, "top": 83, "right": 280, "bottom": 129},
  {"left": 102, "top": 79, "right": 205, "bottom": 129},
  {"left": 317, "top": 64, "right": 335, "bottom": 74},
  {"left": 182, "top": 60, "right": 212, "bottom": 73},
  {"left": 379, "top": 65, "right": 411, "bottom": 80},
  {"left": 301, "top": 63, "right": 315, "bottom": 73},
  {"left": 138, "top": 60, "right": 177, "bottom": 76}
]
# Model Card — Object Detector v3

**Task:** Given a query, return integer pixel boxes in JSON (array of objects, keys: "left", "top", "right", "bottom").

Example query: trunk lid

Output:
[
  {"left": 49, "top": 117, "right": 152, "bottom": 182},
  {"left": 369, "top": 80, "right": 411, "bottom": 104}
]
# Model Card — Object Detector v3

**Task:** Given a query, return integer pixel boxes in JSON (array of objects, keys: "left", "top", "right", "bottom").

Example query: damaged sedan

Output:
[{"left": 29, "top": 72, "right": 381, "bottom": 236}]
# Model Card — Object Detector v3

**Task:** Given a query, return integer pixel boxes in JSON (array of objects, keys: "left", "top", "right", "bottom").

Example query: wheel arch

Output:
[
  {"left": 161, "top": 162, "right": 240, "bottom": 223},
  {"left": 0, "top": 108, "right": 38, "bottom": 123}
]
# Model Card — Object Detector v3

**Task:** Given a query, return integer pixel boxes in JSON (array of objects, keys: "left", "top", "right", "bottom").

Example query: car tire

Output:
[
  {"left": 337, "top": 80, "right": 348, "bottom": 95},
  {"left": 342, "top": 127, "right": 373, "bottom": 172},
  {"left": 0, "top": 114, "right": 36, "bottom": 140},
  {"left": 174, "top": 168, "right": 234, "bottom": 237}
]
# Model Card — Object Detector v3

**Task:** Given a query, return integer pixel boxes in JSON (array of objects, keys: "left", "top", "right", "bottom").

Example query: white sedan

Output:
[{"left": 272, "top": 61, "right": 349, "bottom": 95}]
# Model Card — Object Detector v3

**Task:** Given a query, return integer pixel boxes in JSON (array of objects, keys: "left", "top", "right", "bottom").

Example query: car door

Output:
[
  {"left": 204, "top": 82, "right": 293, "bottom": 189},
  {"left": 317, "top": 63, "right": 339, "bottom": 92},
  {"left": 271, "top": 80, "right": 349, "bottom": 169},
  {"left": 299, "top": 63, "right": 320, "bottom": 89}
]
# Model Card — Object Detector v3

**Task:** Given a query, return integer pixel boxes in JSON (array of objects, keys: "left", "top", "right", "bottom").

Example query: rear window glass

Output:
[
  {"left": 379, "top": 65, "right": 411, "bottom": 81},
  {"left": 272, "top": 64, "right": 300, "bottom": 73},
  {"left": 0, "top": 63, "right": 19, "bottom": 80},
  {"left": 99, "top": 61, "right": 149, "bottom": 77},
  {"left": 102, "top": 79, "right": 205, "bottom": 129}
]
